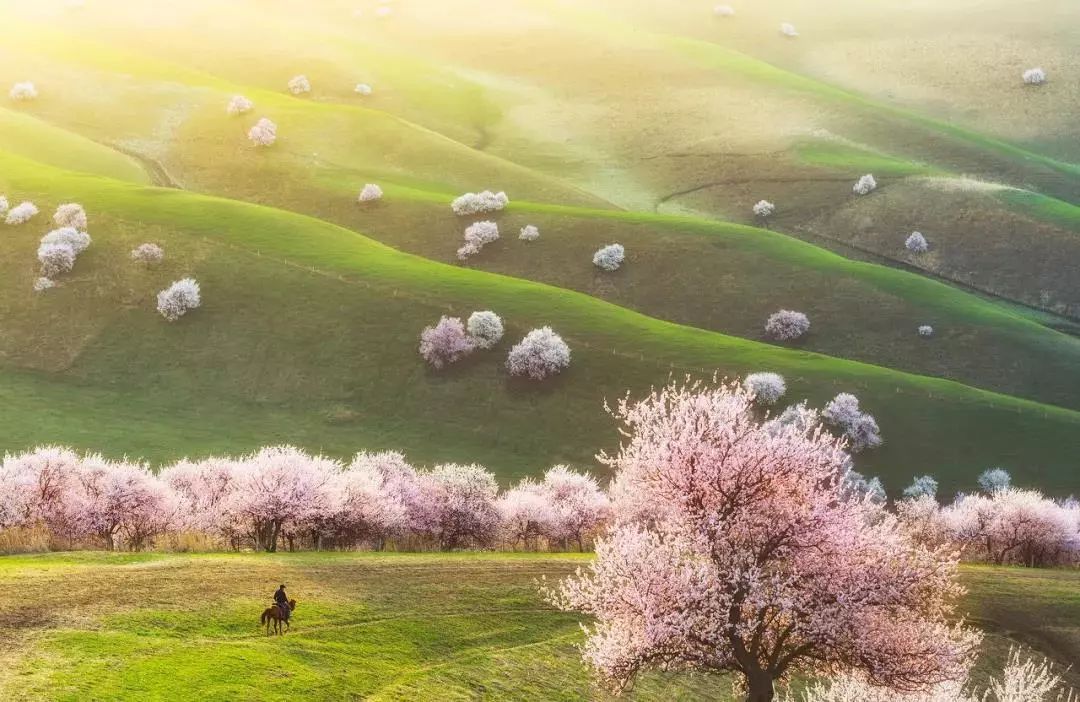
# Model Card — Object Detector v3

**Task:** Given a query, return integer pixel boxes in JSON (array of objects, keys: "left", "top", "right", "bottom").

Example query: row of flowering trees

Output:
[{"left": 0, "top": 446, "right": 610, "bottom": 554}]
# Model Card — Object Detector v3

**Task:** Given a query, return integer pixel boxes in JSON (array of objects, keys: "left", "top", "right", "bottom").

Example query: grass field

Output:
[
  {"left": 0, "top": 0, "right": 1078, "bottom": 495},
  {"left": 0, "top": 552, "right": 1076, "bottom": 701}
]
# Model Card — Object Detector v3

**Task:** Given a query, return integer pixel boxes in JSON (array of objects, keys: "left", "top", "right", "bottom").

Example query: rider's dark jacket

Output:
[{"left": 274, "top": 589, "right": 288, "bottom": 606}]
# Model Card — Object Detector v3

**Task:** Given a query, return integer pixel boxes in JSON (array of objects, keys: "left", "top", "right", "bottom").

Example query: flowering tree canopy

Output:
[
  {"left": 1023, "top": 68, "right": 1047, "bottom": 85},
  {"left": 977, "top": 468, "right": 1011, "bottom": 494},
  {"left": 41, "top": 227, "right": 91, "bottom": 255},
  {"left": 131, "top": 242, "right": 165, "bottom": 264},
  {"left": 753, "top": 200, "right": 776, "bottom": 219},
  {"left": 506, "top": 327, "right": 571, "bottom": 380},
  {"left": 53, "top": 203, "right": 87, "bottom": 230},
  {"left": 226, "top": 95, "right": 254, "bottom": 115},
  {"left": 466, "top": 310, "right": 504, "bottom": 349},
  {"left": 519, "top": 224, "right": 540, "bottom": 241},
  {"left": 918, "top": 325, "right": 934, "bottom": 338},
  {"left": 744, "top": 372, "right": 787, "bottom": 405},
  {"left": 780, "top": 22, "right": 799, "bottom": 37},
  {"left": 822, "top": 393, "right": 883, "bottom": 453},
  {"left": 156, "top": 278, "right": 202, "bottom": 322},
  {"left": 416, "top": 463, "right": 500, "bottom": 549},
  {"left": 548, "top": 380, "right": 976, "bottom": 701},
  {"left": 458, "top": 221, "right": 500, "bottom": 260},
  {"left": 5, "top": 201, "right": 39, "bottom": 225},
  {"left": 451, "top": 190, "right": 508, "bottom": 216},
  {"left": 287, "top": 74, "right": 312, "bottom": 95},
  {"left": 419, "top": 316, "right": 476, "bottom": 369},
  {"left": 592, "top": 243, "right": 625, "bottom": 271},
  {"left": 358, "top": 183, "right": 383, "bottom": 202},
  {"left": 765, "top": 309, "right": 810, "bottom": 341},
  {"left": 355, "top": 83, "right": 373, "bottom": 96},
  {"left": 714, "top": 5, "right": 735, "bottom": 17},
  {"left": 38, "top": 243, "right": 77, "bottom": 277},
  {"left": 9, "top": 81, "right": 37, "bottom": 101},
  {"left": 248, "top": 118, "right": 277, "bottom": 146},
  {"left": 853, "top": 174, "right": 877, "bottom": 195},
  {"left": 906, "top": 231, "right": 929, "bottom": 253}
]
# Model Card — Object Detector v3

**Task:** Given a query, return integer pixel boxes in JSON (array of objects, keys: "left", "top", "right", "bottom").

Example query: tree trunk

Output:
[
  {"left": 268, "top": 521, "right": 281, "bottom": 553},
  {"left": 745, "top": 671, "right": 775, "bottom": 702}
]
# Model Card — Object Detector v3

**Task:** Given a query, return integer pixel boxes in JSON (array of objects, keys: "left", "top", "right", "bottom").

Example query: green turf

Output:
[
  {"left": 2, "top": 151, "right": 1080, "bottom": 495},
  {"left": 1, "top": 552, "right": 1075, "bottom": 701}
]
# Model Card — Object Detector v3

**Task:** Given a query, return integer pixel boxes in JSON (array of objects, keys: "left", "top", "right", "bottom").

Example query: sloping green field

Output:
[{"left": 1, "top": 553, "right": 1076, "bottom": 701}]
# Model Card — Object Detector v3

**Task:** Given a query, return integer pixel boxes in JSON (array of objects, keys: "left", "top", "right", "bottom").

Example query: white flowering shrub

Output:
[
  {"left": 714, "top": 5, "right": 735, "bottom": 16},
  {"left": 903, "top": 475, "right": 938, "bottom": 499},
  {"left": 130, "top": 243, "right": 165, "bottom": 264},
  {"left": 0, "top": 195, "right": 8, "bottom": 216},
  {"left": 38, "top": 242, "right": 76, "bottom": 277},
  {"left": 53, "top": 203, "right": 87, "bottom": 230},
  {"left": 780, "top": 22, "right": 798, "bottom": 37},
  {"left": 763, "top": 400, "right": 819, "bottom": 437},
  {"left": 458, "top": 221, "right": 500, "bottom": 260},
  {"left": 451, "top": 190, "right": 509, "bottom": 216},
  {"left": 978, "top": 467, "right": 1012, "bottom": 493},
  {"left": 853, "top": 174, "right": 877, "bottom": 195},
  {"left": 467, "top": 311, "right": 504, "bottom": 349},
  {"left": 5, "top": 201, "right": 39, "bottom": 225},
  {"left": 41, "top": 227, "right": 91, "bottom": 255},
  {"left": 226, "top": 95, "right": 254, "bottom": 116},
  {"left": 9, "top": 81, "right": 37, "bottom": 101},
  {"left": 519, "top": 224, "right": 540, "bottom": 242},
  {"left": 157, "top": 278, "right": 202, "bottom": 322},
  {"left": 753, "top": 200, "right": 775, "bottom": 219},
  {"left": 33, "top": 277, "right": 55, "bottom": 292},
  {"left": 764, "top": 309, "right": 810, "bottom": 340},
  {"left": 419, "top": 316, "right": 475, "bottom": 369},
  {"left": 248, "top": 118, "right": 277, "bottom": 147},
  {"left": 355, "top": 83, "right": 373, "bottom": 96},
  {"left": 287, "top": 74, "right": 311, "bottom": 95},
  {"left": 918, "top": 325, "right": 934, "bottom": 337},
  {"left": 905, "top": 231, "right": 929, "bottom": 253},
  {"left": 592, "top": 243, "right": 625, "bottom": 271},
  {"left": 358, "top": 183, "right": 383, "bottom": 202},
  {"left": 823, "top": 393, "right": 883, "bottom": 452},
  {"left": 1023, "top": 68, "right": 1047, "bottom": 85},
  {"left": 506, "top": 327, "right": 571, "bottom": 380},
  {"left": 744, "top": 372, "right": 787, "bottom": 405}
]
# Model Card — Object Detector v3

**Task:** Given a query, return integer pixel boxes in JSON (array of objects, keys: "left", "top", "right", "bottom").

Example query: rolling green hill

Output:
[{"left": 2, "top": 151, "right": 1080, "bottom": 494}]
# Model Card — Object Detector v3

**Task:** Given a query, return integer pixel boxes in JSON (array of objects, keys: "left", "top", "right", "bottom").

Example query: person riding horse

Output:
[{"left": 274, "top": 584, "right": 291, "bottom": 623}]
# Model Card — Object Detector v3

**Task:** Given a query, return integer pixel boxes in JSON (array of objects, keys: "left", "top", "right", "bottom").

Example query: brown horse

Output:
[{"left": 260, "top": 599, "right": 297, "bottom": 636}]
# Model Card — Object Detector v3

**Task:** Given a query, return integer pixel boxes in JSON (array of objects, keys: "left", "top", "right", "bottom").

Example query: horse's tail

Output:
[{"left": 260, "top": 609, "right": 269, "bottom": 625}]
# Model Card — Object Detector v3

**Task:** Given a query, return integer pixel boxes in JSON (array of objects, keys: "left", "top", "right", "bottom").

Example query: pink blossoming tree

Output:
[{"left": 548, "top": 380, "right": 976, "bottom": 701}]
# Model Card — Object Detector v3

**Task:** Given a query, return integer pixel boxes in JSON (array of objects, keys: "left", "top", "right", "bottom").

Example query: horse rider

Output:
[{"left": 274, "top": 584, "right": 291, "bottom": 623}]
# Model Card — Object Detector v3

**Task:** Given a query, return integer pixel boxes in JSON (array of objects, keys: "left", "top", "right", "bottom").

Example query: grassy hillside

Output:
[
  {"left": 2, "top": 152, "right": 1080, "bottom": 494},
  {"left": 3, "top": 48, "right": 1080, "bottom": 410},
  {"left": 1, "top": 552, "right": 1076, "bottom": 700}
]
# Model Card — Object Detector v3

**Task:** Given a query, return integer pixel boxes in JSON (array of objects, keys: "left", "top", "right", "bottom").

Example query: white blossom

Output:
[
  {"left": 38, "top": 242, "right": 76, "bottom": 277},
  {"left": 764, "top": 309, "right": 810, "bottom": 340},
  {"left": 905, "top": 231, "right": 929, "bottom": 253},
  {"left": 157, "top": 278, "right": 202, "bottom": 322},
  {"left": 33, "top": 277, "right": 55, "bottom": 292},
  {"left": 780, "top": 22, "right": 798, "bottom": 37},
  {"left": 752, "top": 200, "right": 775, "bottom": 219},
  {"left": 248, "top": 118, "right": 277, "bottom": 147},
  {"left": 1022, "top": 67, "right": 1047, "bottom": 85},
  {"left": 53, "top": 203, "right": 87, "bottom": 230},
  {"left": 823, "top": 393, "right": 883, "bottom": 452},
  {"left": 41, "top": 227, "right": 91, "bottom": 255},
  {"left": 451, "top": 190, "right": 509, "bottom": 216},
  {"left": 0, "top": 195, "right": 8, "bottom": 216},
  {"left": 593, "top": 243, "right": 625, "bottom": 271},
  {"left": 853, "top": 174, "right": 877, "bottom": 195},
  {"left": 226, "top": 95, "right": 254, "bottom": 116},
  {"left": 5, "top": 201, "right": 39, "bottom": 225},
  {"left": 355, "top": 83, "right": 373, "bottom": 96},
  {"left": 918, "top": 325, "right": 934, "bottom": 338},
  {"left": 9, "top": 81, "right": 37, "bottom": 101},
  {"left": 744, "top": 372, "right": 787, "bottom": 405},
  {"left": 467, "top": 311, "right": 504, "bottom": 349},
  {"left": 714, "top": 5, "right": 735, "bottom": 17},
  {"left": 131, "top": 243, "right": 165, "bottom": 264},
  {"left": 458, "top": 221, "right": 500, "bottom": 260},
  {"left": 287, "top": 74, "right": 311, "bottom": 95},
  {"left": 519, "top": 224, "right": 540, "bottom": 242},
  {"left": 358, "top": 183, "right": 383, "bottom": 202},
  {"left": 506, "top": 327, "right": 571, "bottom": 380}
]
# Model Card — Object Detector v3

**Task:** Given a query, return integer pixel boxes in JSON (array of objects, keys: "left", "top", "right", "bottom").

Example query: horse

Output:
[{"left": 260, "top": 599, "right": 297, "bottom": 636}]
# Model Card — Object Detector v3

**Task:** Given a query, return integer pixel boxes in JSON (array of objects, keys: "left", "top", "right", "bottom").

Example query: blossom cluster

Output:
[
  {"left": 0, "top": 446, "right": 609, "bottom": 553},
  {"left": 451, "top": 190, "right": 509, "bottom": 216}
]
